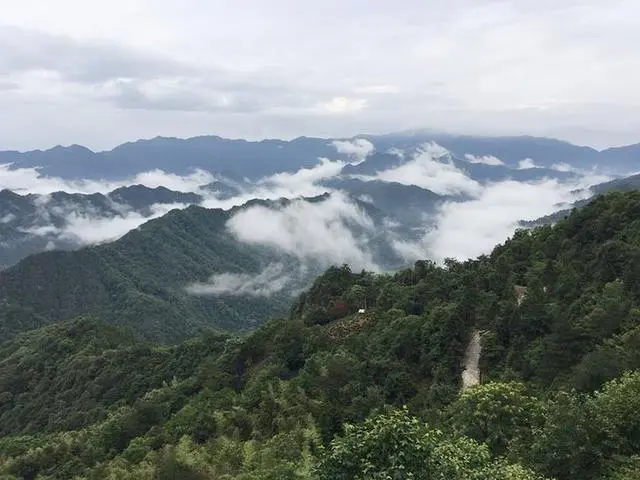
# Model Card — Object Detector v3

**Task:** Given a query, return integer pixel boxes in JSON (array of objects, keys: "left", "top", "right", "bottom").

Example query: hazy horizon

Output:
[{"left": 1, "top": 128, "right": 637, "bottom": 154}]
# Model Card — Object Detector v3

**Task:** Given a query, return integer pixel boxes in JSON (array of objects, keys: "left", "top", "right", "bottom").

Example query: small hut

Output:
[{"left": 514, "top": 285, "right": 528, "bottom": 306}]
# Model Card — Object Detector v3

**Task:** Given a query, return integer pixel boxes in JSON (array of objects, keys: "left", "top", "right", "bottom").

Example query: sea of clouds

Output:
[{"left": 0, "top": 138, "right": 610, "bottom": 294}]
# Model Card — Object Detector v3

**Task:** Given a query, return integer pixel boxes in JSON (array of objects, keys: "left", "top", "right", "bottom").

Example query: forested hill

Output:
[
  {"left": 0, "top": 185, "right": 203, "bottom": 268},
  {"left": 0, "top": 203, "right": 298, "bottom": 343},
  {"left": 0, "top": 193, "right": 406, "bottom": 343},
  {"left": 2, "top": 191, "right": 640, "bottom": 478}
]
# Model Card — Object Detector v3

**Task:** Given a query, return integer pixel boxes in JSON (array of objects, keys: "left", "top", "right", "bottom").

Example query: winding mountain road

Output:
[{"left": 461, "top": 329, "right": 481, "bottom": 390}]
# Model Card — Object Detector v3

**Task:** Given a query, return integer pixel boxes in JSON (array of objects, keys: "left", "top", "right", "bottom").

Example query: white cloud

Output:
[
  {"left": 354, "top": 85, "right": 400, "bottom": 94},
  {"left": 0, "top": 163, "right": 213, "bottom": 194},
  {"left": 1, "top": 2, "right": 640, "bottom": 149},
  {"left": 186, "top": 262, "right": 297, "bottom": 297},
  {"left": 395, "top": 176, "right": 598, "bottom": 263},
  {"left": 60, "top": 203, "right": 188, "bottom": 244},
  {"left": 371, "top": 143, "right": 483, "bottom": 196},
  {"left": 386, "top": 148, "right": 404, "bottom": 157},
  {"left": 19, "top": 202, "right": 188, "bottom": 246},
  {"left": 200, "top": 158, "right": 346, "bottom": 211},
  {"left": 259, "top": 158, "right": 343, "bottom": 192},
  {"left": 0, "top": 214, "right": 16, "bottom": 224},
  {"left": 318, "top": 97, "right": 367, "bottom": 114},
  {"left": 357, "top": 194, "right": 374, "bottom": 204},
  {"left": 227, "top": 192, "right": 378, "bottom": 270},
  {"left": 551, "top": 162, "right": 576, "bottom": 172},
  {"left": 518, "top": 158, "right": 541, "bottom": 170},
  {"left": 18, "top": 224, "right": 60, "bottom": 237},
  {"left": 464, "top": 153, "right": 504, "bottom": 166},
  {"left": 331, "top": 138, "right": 375, "bottom": 161},
  {"left": 131, "top": 169, "right": 214, "bottom": 192}
]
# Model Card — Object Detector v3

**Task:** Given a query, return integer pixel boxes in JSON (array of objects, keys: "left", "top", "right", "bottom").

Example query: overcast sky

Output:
[{"left": 1, "top": 0, "right": 639, "bottom": 151}]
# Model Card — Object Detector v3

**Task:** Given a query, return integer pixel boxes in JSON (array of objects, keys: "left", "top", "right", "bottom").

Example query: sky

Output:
[{"left": 1, "top": 0, "right": 639, "bottom": 150}]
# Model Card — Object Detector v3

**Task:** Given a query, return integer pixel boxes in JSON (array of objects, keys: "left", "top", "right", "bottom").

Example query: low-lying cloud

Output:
[
  {"left": 332, "top": 138, "right": 375, "bottom": 162},
  {"left": 464, "top": 154, "right": 504, "bottom": 166},
  {"left": 227, "top": 192, "right": 378, "bottom": 270},
  {"left": 371, "top": 143, "right": 483, "bottom": 197},
  {"left": 518, "top": 158, "right": 542, "bottom": 170},
  {"left": 60, "top": 203, "right": 187, "bottom": 245},
  {"left": 0, "top": 136, "right": 623, "bottom": 296},
  {"left": 200, "top": 157, "right": 348, "bottom": 211},
  {"left": 0, "top": 163, "right": 213, "bottom": 195},
  {"left": 186, "top": 262, "right": 298, "bottom": 297},
  {"left": 256, "top": 158, "right": 344, "bottom": 197},
  {"left": 393, "top": 177, "right": 598, "bottom": 263},
  {"left": 19, "top": 202, "right": 188, "bottom": 248}
]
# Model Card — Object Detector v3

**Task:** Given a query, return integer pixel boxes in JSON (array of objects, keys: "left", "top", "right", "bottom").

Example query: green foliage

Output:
[
  {"left": 0, "top": 205, "right": 301, "bottom": 343},
  {"left": 0, "top": 317, "right": 228, "bottom": 436},
  {"left": 3, "top": 192, "right": 640, "bottom": 478},
  {"left": 447, "top": 382, "right": 545, "bottom": 455},
  {"left": 591, "top": 371, "right": 640, "bottom": 453},
  {"left": 316, "top": 408, "right": 543, "bottom": 480}
]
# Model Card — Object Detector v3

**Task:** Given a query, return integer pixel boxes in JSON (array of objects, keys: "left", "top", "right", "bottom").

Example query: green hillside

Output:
[
  {"left": 1, "top": 191, "right": 640, "bottom": 478},
  {"left": 0, "top": 204, "right": 296, "bottom": 343},
  {"left": 0, "top": 193, "right": 405, "bottom": 344}
]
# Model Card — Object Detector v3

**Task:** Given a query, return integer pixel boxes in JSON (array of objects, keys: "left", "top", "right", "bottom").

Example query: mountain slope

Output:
[
  {"left": 107, "top": 185, "right": 202, "bottom": 212},
  {"left": 0, "top": 204, "right": 295, "bottom": 342},
  {"left": 0, "top": 185, "right": 203, "bottom": 269},
  {"left": 0, "top": 194, "right": 400, "bottom": 343},
  {"left": 321, "top": 178, "right": 445, "bottom": 228},
  {"left": 2, "top": 191, "right": 640, "bottom": 479},
  {"left": 0, "top": 317, "right": 229, "bottom": 436},
  {"left": 600, "top": 143, "right": 640, "bottom": 171},
  {"left": 591, "top": 172, "right": 640, "bottom": 194}
]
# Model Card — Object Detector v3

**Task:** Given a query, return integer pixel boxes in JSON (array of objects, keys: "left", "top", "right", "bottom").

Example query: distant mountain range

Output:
[
  {"left": 0, "top": 185, "right": 203, "bottom": 269},
  {"left": 2, "top": 131, "right": 639, "bottom": 181},
  {"left": 2, "top": 130, "right": 640, "bottom": 345},
  {"left": 0, "top": 177, "right": 449, "bottom": 269},
  {"left": 340, "top": 149, "right": 576, "bottom": 184}
]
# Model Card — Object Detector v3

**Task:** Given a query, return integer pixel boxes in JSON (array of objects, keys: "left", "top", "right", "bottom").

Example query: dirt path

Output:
[{"left": 461, "top": 329, "right": 481, "bottom": 390}]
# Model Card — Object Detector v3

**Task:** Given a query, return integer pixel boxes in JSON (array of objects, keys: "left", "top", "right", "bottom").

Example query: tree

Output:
[
  {"left": 522, "top": 391, "right": 612, "bottom": 480},
  {"left": 346, "top": 285, "right": 367, "bottom": 311},
  {"left": 316, "top": 408, "right": 542, "bottom": 480},
  {"left": 447, "top": 382, "right": 545, "bottom": 455},
  {"left": 590, "top": 371, "right": 640, "bottom": 454}
]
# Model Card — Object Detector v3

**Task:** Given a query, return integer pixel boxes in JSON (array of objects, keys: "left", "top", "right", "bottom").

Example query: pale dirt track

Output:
[{"left": 461, "top": 329, "right": 481, "bottom": 390}]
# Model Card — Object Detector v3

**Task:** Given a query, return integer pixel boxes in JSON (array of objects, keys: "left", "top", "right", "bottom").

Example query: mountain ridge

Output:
[
  {"left": 0, "top": 193, "right": 402, "bottom": 342},
  {"left": 3, "top": 131, "right": 639, "bottom": 181},
  {"left": 0, "top": 185, "right": 204, "bottom": 268}
]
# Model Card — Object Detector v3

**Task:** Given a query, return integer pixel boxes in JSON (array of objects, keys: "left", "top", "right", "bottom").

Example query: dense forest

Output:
[
  {"left": 0, "top": 203, "right": 300, "bottom": 343},
  {"left": 2, "top": 191, "right": 640, "bottom": 478},
  {"left": 0, "top": 193, "right": 403, "bottom": 344}
]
